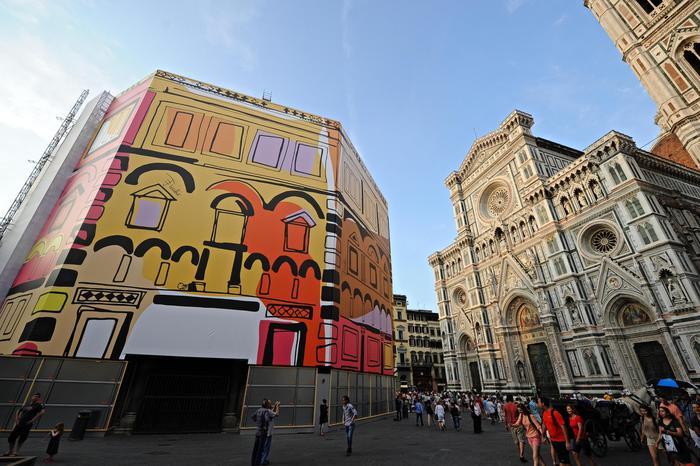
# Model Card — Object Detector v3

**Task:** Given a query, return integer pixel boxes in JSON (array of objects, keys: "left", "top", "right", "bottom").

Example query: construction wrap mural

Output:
[{"left": 0, "top": 71, "right": 394, "bottom": 375}]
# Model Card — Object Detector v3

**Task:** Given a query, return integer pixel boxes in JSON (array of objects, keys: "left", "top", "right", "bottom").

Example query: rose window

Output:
[
  {"left": 590, "top": 228, "right": 618, "bottom": 254},
  {"left": 487, "top": 188, "right": 510, "bottom": 216}
]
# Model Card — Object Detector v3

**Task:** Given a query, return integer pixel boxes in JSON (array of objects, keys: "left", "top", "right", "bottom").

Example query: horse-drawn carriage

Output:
[{"left": 551, "top": 398, "right": 642, "bottom": 457}]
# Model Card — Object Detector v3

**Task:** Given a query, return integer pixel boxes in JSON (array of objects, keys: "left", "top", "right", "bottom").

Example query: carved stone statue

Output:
[
  {"left": 576, "top": 190, "right": 586, "bottom": 208},
  {"left": 591, "top": 182, "right": 603, "bottom": 199},
  {"left": 667, "top": 279, "right": 687, "bottom": 304}
]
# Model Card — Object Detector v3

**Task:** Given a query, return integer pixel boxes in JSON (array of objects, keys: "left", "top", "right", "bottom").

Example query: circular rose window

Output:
[
  {"left": 590, "top": 228, "right": 618, "bottom": 254},
  {"left": 487, "top": 188, "right": 510, "bottom": 216},
  {"left": 479, "top": 182, "right": 512, "bottom": 219}
]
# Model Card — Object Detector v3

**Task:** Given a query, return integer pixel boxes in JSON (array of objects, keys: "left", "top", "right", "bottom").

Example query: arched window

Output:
[
  {"left": 519, "top": 221, "right": 527, "bottom": 239},
  {"left": 510, "top": 226, "right": 519, "bottom": 243},
  {"left": 635, "top": 0, "right": 661, "bottom": 14},
  {"left": 626, "top": 198, "right": 645, "bottom": 218},
  {"left": 475, "top": 247, "right": 480, "bottom": 262},
  {"left": 482, "top": 243, "right": 488, "bottom": 257},
  {"left": 615, "top": 163, "right": 627, "bottom": 181},
  {"left": 211, "top": 195, "right": 252, "bottom": 245},
  {"left": 694, "top": 340, "right": 700, "bottom": 364},
  {"left": 457, "top": 258, "right": 462, "bottom": 269},
  {"left": 638, "top": 222, "right": 659, "bottom": 245},
  {"left": 608, "top": 167, "right": 620, "bottom": 185},
  {"left": 489, "top": 239, "right": 495, "bottom": 254},
  {"left": 409, "top": 336, "right": 415, "bottom": 346},
  {"left": 683, "top": 41, "right": 700, "bottom": 78}
]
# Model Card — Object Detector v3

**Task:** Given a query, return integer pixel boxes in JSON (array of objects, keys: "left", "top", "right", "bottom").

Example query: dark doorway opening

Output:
[
  {"left": 527, "top": 343, "right": 559, "bottom": 398},
  {"left": 119, "top": 355, "right": 248, "bottom": 433},
  {"left": 634, "top": 341, "right": 674, "bottom": 382},
  {"left": 469, "top": 361, "right": 482, "bottom": 393}
]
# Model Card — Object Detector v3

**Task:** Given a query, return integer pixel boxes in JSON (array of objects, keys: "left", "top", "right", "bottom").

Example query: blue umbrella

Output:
[{"left": 656, "top": 378, "right": 681, "bottom": 388}]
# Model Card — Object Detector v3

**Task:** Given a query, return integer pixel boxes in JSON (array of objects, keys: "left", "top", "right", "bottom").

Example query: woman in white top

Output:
[{"left": 435, "top": 401, "right": 446, "bottom": 431}]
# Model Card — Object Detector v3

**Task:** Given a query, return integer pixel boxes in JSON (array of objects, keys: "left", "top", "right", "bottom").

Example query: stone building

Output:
[
  {"left": 428, "top": 110, "right": 700, "bottom": 396},
  {"left": 392, "top": 294, "right": 446, "bottom": 391},
  {"left": 584, "top": 0, "right": 700, "bottom": 167}
]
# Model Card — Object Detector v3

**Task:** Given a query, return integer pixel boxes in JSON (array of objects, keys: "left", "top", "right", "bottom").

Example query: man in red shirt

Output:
[
  {"left": 538, "top": 397, "right": 571, "bottom": 465},
  {"left": 504, "top": 395, "right": 527, "bottom": 463}
]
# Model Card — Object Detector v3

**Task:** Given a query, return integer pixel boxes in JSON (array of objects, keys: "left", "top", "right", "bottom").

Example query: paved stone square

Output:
[{"left": 9, "top": 415, "right": 650, "bottom": 465}]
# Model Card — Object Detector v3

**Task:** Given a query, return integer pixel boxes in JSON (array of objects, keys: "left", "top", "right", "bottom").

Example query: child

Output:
[{"left": 44, "top": 422, "right": 63, "bottom": 463}]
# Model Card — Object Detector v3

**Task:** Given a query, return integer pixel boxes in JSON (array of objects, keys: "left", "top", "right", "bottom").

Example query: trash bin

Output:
[{"left": 69, "top": 410, "right": 92, "bottom": 440}]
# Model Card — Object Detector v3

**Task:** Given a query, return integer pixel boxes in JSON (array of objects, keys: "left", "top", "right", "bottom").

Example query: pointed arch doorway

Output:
[{"left": 510, "top": 298, "right": 560, "bottom": 398}]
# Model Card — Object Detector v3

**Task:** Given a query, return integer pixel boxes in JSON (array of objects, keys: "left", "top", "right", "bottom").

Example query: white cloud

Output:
[
  {"left": 341, "top": 0, "right": 353, "bottom": 59},
  {"left": 505, "top": 0, "right": 527, "bottom": 14},
  {"left": 0, "top": 30, "right": 116, "bottom": 214},
  {"left": 201, "top": 1, "right": 260, "bottom": 71},
  {"left": 553, "top": 14, "right": 567, "bottom": 26}
]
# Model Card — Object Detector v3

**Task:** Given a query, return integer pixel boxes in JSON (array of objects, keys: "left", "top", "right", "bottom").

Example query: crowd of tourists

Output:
[{"left": 392, "top": 389, "right": 700, "bottom": 466}]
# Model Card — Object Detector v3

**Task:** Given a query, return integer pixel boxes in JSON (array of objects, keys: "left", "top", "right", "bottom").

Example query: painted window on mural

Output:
[
  {"left": 282, "top": 212, "right": 315, "bottom": 253},
  {"left": 126, "top": 185, "right": 175, "bottom": 231},
  {"left": 211, "top": 197, "right": 249, "bottom": 245},
  {"left": 293, "top": 144, "right": 324, "bottom": 177},
  {"left": 75, "top": 319, "right": 117, "bottom": 358},
  {"left": 204, "top": 119, "right": 245, "bottom": 159},
  {"left": 251, "top": 134, "right": 286, "bottom": 168},
  {"left": 153, "top": 106, "right": 204, "bottom": 152},
  {"left": 348, "top": 246, "right": 359, "bottom": 276},
  {"left": 88, "top": 102, "right": 136, "bottom": 154},
  {"left": 0, "top": 296, "right": 29, "bottom": 340}
]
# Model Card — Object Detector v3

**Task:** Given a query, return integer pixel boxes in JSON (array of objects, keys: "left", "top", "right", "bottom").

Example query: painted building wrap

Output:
[{"left": 0, "top": 71, "right": 393, "bottom": 376}]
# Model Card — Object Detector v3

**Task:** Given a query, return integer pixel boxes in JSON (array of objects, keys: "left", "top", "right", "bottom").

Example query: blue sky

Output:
[{"left": 0, "top": 0, "right": 658, "bottom": 310}]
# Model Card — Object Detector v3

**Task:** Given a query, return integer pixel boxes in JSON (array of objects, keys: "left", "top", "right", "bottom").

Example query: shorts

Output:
[
  {"left": 527, "top": 436, "right": 541, "bottom": 448},
  {"left": 551, "top": 441, "right": 571, "bottom": 464},
  {"left": 511, "top": 426, "right": 526, "bottom": 444},
  {"left": 572, "top": 438, "right": 592, "bottom": 456},
  {"left": 437, "top": 414, "right": 445, "bottom": 421},
  {"left": 646, "top": 436, "right": 658, "bottom": 447}
]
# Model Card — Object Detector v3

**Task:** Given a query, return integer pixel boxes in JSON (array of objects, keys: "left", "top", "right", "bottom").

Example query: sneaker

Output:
[
  {"left": 519, "top": 457, "right": 527, "bottom": 463},
  {"left": 346, "top": 448, "right": 352, "bottom": 456}
]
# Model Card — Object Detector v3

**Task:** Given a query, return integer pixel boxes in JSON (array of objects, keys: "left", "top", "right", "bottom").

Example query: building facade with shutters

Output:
[
  {"left": 584, "top": 0, "right": 700, "bottom": 167},
  {"left": 392, "top": 294, "right": 446, "bottom": 391},
  {"left": 428, "top": 109, "right": 700, "bottom": 395}
]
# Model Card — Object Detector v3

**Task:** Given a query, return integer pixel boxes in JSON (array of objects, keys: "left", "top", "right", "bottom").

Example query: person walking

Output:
[
  {"left": 250, "top": 399, "right": 279, "bottom": 466},
  {"left": 639, "top": 404, "right": 661, "bottom": 466},
  {"left": 566, "top": 404, "right": 597, "bottom": 466},
  {"left": 435, "top": 401, "right": 446, "bottom": 431},
  {"left": 425, "top": 398, "right": 434, "bottom": 427},
  {"left": 43, "top": 422, "right": 63, "bottom": 463},
  {"left": 4, "top": 392, "right": 45, "bottom": 457},
  {"left": 505, "top": 395, "right": 527, "bottom": 463},
  {"left": 657, "top": 405, "right": 692, "bottom": 465},
  {"left": 450, "top": 402, "right": 461, "bottom": 431},
  {"left": 513, "top": 403, "right": 545, "bottom": 466},
  {"left": 415, "top": 398, "right": 424, "bottom": 427},
  {"left": 394, "top": 394, "right": 403, "bottom": 421},
  {"left": 690, "top": 400, "right": 700, "bottom": 454},
  {"left": 342, "top": 395, "right": 357, "bottom": 456},
  {"left": 538, "top": 397, "right": 571, "bottom": 466},
  {"left": 471, "top": 398, "right": 482, "bottom": 434},
  {"left": 402, "top": 396, "right": 409, "bottom": 420},
  {"left": 319, "top": 399, "right": 329, "bottom": 436}
]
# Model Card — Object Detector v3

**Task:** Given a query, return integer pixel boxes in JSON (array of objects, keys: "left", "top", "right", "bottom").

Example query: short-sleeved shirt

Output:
[
  {"left": 568, "top": 414, "right": 585, "bottom": 439},
  {"left": 343, "top": 403, "right": 357, "bottom": 427},
  {"left": 253, "top": 407, "right": 275, "bottom": 437},
  {"left": 414, "top": 402, "right": 424, "bottom": 414},
  {"left": 18, "top": 402, "right": 44, "bottom": 426},
  {"left": 690, "top": 414, "right": 700, "bottom": 433},
  {"left": 543, "top": 408, "right": 566, "bottom": 442},
  {"left": 504, "top": 402, "right": 518, "bottom": 426}
]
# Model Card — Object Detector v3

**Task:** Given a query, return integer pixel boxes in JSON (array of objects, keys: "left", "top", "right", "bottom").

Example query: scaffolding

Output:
[{"left": 0, "top": 90, "right": 89, "bottom": 241}]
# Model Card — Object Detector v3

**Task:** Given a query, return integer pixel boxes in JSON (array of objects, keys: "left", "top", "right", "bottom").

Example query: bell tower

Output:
[{"left": 584, "top": 0, "right": 700, "bottom": 167}]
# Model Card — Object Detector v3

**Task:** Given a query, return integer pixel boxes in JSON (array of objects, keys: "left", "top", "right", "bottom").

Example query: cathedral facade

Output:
[{"left": 428, "top": 110, "right": 700, "bottom": 395}]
